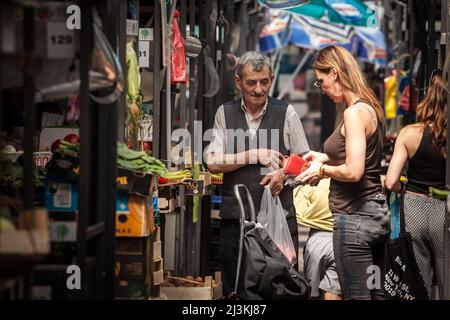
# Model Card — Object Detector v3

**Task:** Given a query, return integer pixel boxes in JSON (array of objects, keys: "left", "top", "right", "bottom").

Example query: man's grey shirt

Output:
[{"left": 206, "top": 98, "right": 310, "bottom": 157}]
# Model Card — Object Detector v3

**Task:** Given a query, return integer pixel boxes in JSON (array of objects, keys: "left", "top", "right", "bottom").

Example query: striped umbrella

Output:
[
  {"left": 354, "top": 26, "right": 387, "bottom": 67},
  {"left": 258, "top": 0, "right": 378, "bottom": 27},
  {"left": 259, "top": 12, "right": 355, "bottom": 53},
  {"left": 259, "top": 11, "right": 387, "bottom": 67}
]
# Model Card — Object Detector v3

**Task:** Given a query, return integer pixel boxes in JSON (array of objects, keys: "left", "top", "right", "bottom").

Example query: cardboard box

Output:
[
  {"left": 158, "top": 196, "right": 179, "bottom": 213},
  {"left": 210, "top": 209, "right": 221, "bottom": 220},
  {"left": 117, "top": 167, "right": 156, "bottom": 197},
  {"left": 153, "top": 269, "right": 164, "bottom": 285},
  {"left": 116, "top": 192, "right": 154, "bottom": 237},
  {"left": 45, "top": 180, "right": 78, "bottom": 212},
  {"left": 184, "top": 179, "right": 205, "bottom": 195},
  {"left": 115, "top": 237, "right": 152, "bottom": 299},
  {"left": 46, "top": 154, "right": 79, "bottom": 181},
  {"left": 153, "top": 241, "right": 161, "bottom": 260},
  {"left": 153, "top": 257, "right": 164, "bottom": 285},
  {"left": 157, "top": 186, "right": 177, "bottom": 199}
]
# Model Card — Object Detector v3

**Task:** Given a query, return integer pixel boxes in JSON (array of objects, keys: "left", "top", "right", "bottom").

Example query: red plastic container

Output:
[{"left": 283, "top": 154, "right": 310, "bottom": 176}]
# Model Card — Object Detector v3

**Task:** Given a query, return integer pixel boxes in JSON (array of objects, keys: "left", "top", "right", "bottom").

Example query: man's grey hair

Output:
[{"left": 236, "top": 51, "right": 272, "bottom": 78}]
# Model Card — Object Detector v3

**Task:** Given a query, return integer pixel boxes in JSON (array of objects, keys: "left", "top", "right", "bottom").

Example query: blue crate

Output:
[{"left": 211, "top": 195, "right": 222, "bottom": 204}]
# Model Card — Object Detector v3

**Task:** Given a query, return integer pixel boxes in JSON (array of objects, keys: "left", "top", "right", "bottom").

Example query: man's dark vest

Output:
[{"left": 220, "top": 96, "right": 295, "bottom": 220}]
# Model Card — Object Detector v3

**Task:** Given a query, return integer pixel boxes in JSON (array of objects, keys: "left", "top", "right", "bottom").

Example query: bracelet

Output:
[{"left": 319, "top": 164, "right": 328, "bottom": 178}]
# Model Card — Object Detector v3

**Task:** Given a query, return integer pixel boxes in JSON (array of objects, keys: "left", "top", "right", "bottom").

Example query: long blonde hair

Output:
[
  {"left": 312, "top": 45, "right": 384, "bottom": 124},
  {"left": 416, "top": 70, "right": 447, "bottom": 158}
]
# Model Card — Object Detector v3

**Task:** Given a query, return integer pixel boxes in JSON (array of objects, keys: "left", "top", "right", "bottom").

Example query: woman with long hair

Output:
[
  {"left": 297, "top": 45, "right": 390, "bottom": 299},
  {"left": 386, "top": 70, "right": 447, "bottom": 299}
]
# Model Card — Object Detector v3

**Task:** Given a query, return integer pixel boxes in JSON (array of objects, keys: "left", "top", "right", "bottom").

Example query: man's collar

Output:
[{"left": 240, "top": 98, "right": 268, "bottom": 120}]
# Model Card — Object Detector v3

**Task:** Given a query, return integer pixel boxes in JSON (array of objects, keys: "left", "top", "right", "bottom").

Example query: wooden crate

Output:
[
  {"left": 161, "top": 272, "right": 222, "bottom": 300},
  {"left": 152, "top": 241, "right": 161, "bottom": 260},
  {"left": 152, "top": 257, "right": 164, "bottom": 285},
  {"left": 158, "top": 197, "right": 180, "bottom": 213}
]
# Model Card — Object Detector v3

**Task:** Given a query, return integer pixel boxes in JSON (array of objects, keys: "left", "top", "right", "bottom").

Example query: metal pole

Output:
[
  {"left": 78, "top": 0, "right": 93, "bottom": 299},
  {"left": 23, "top": 6, "right": 35, "bottom": 210},
  {"left": 166, "top": 0, "right": 178, "bottom": 169},
  {"left": 153, "top": 0, "right": 162, "bottom": 159},
  {"left": 269, "top": 14, "right": 292, "bottom": 97},
  {"left": 444, "top": 0, "right": 450, "bottom": 301}
]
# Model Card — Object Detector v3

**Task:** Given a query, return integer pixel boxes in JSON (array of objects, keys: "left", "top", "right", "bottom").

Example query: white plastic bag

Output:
[{"left": 257, "top": 186, "right": 297, "bottom": 265}]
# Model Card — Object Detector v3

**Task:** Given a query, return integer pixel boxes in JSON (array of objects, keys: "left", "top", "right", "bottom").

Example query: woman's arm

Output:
[
  {"left": 322, "top": 107, "right": 367, "bottom": 182},
  {"left": 298, "top": 107, "right": 367, "bottom": 183},
  {"left": 386, "top": 129, "right": 409, "bottom": 192}
]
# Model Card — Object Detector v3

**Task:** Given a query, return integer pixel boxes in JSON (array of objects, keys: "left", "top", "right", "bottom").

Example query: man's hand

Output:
[
  {"left": 260, "top": 169, "right": 285, "bottom": 196},
  {"left": 249, "top": 149, "right": 284, "bottom": 170}
]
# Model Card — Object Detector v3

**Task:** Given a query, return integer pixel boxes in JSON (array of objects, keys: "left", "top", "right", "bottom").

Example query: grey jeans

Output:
[{"left": 332, "top": 198, "right": 390, "bottom": 300}]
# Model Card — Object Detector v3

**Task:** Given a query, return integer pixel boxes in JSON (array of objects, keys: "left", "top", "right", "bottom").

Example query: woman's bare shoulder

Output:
[{"left": 398, "top": 124, "right": 424, "bottom": 145}]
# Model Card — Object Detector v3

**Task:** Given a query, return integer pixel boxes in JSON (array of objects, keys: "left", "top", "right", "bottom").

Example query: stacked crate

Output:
[{"left": 115, "top": 169, "right": 158, "bottom": 300}]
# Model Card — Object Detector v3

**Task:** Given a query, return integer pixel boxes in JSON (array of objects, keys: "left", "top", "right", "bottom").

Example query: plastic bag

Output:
[
  {"left": 171, "top": 10, "right": 187, "bottom": 84},
  {"left": 257, "top": 187, "right": 297, "bottom": 265}
]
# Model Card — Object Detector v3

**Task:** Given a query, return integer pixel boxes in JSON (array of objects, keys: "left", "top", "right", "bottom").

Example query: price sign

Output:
[
  {"left": 41, "top": 112, "right": 64, "bottom": 129},
  {"left": 33, "top": 152, "right": 53, "bottom": 168},
  {"left": 138, "top": 41, "right": 150, "bottom": 68},
  {"left": 139, "top": 28, "right": 153, "bottom": 41},
  {"left": 126, "top": 19, "right": 139, "bottom": 36},
  {"left": 46, "top": 21, "right": 75, "bottom": 59},
  {"left": 137, "top": 116, "right": 153, "bottom": 142}
]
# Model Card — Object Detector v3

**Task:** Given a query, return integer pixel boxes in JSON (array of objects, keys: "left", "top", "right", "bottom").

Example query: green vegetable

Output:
[
  {"left": 126, "top": 40, "right": 143, "bottom": 147},
  {"left": 117, "top": 142, "right": 167, "bottom": 176}
]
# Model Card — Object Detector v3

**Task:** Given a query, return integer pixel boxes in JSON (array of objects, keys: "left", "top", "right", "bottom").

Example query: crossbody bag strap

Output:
[{"left": 399, "top": 182, "right": 407, "bottom": 234}]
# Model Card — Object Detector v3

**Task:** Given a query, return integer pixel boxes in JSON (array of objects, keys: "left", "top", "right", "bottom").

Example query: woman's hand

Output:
[
  {"left": 295, "top": 160, "right": 324, "bottom": 185},
  {"left": 303, "top": 151, "right": 330, "bottom": 164}
]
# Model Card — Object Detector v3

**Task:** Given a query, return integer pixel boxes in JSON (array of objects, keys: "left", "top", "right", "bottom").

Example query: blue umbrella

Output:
[
  {"left": 259, "top": 12, "right": 355, "bottom": 52},
  {"left": 354, "top": 27, "right": 387, "bottom": 66},
  {"left": 258, "top": 0, "right": 377, "bottom": 27},
  {"left": 259, "top": 11, "right": 387, "bottom": 67}
]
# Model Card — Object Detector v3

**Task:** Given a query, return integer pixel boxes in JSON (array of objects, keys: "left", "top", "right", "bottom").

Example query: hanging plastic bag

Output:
[
  {"left": 171, "top": 10, "right": 187, "bottom": 84},
  {"left": 257, "top": 186, "right": 297, "bottom": 265},
  {"left": 38, "top": 9, "right": 124, "bottom": 104}
]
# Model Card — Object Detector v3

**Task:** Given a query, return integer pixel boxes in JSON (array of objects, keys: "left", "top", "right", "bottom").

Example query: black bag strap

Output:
[{"left": 399, "top": 182, "right": 407, "bottom": 234}]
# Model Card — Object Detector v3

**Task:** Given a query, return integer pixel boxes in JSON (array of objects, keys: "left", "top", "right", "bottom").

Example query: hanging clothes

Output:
[
  {"left": 384, "top": 72, "right": 398, "bottom": 120},
  {"left": 398, "top": 83, "right": 418, "bottom": 114}
]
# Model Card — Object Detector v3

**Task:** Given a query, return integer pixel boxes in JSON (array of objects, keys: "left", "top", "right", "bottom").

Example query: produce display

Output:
[
  {"left": 117, "top": 142, "right": 167, "bottom": 176},
  {"left": 55, "top": 140, "right": 79, "bottom": 158},
  {"left": 50, "top": 140, "right": 167, "bottom": 176},
  {"left": 157, "top": 169, "right": 192, "bottom": 185},
  {"left": 0, "top": 159, "right": 46, "bottom": 190}
]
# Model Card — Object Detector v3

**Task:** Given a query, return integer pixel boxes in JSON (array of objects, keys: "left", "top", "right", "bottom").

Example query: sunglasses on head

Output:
[{"left": 313, "top": 79, "right": 323, "bottom": 89}]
